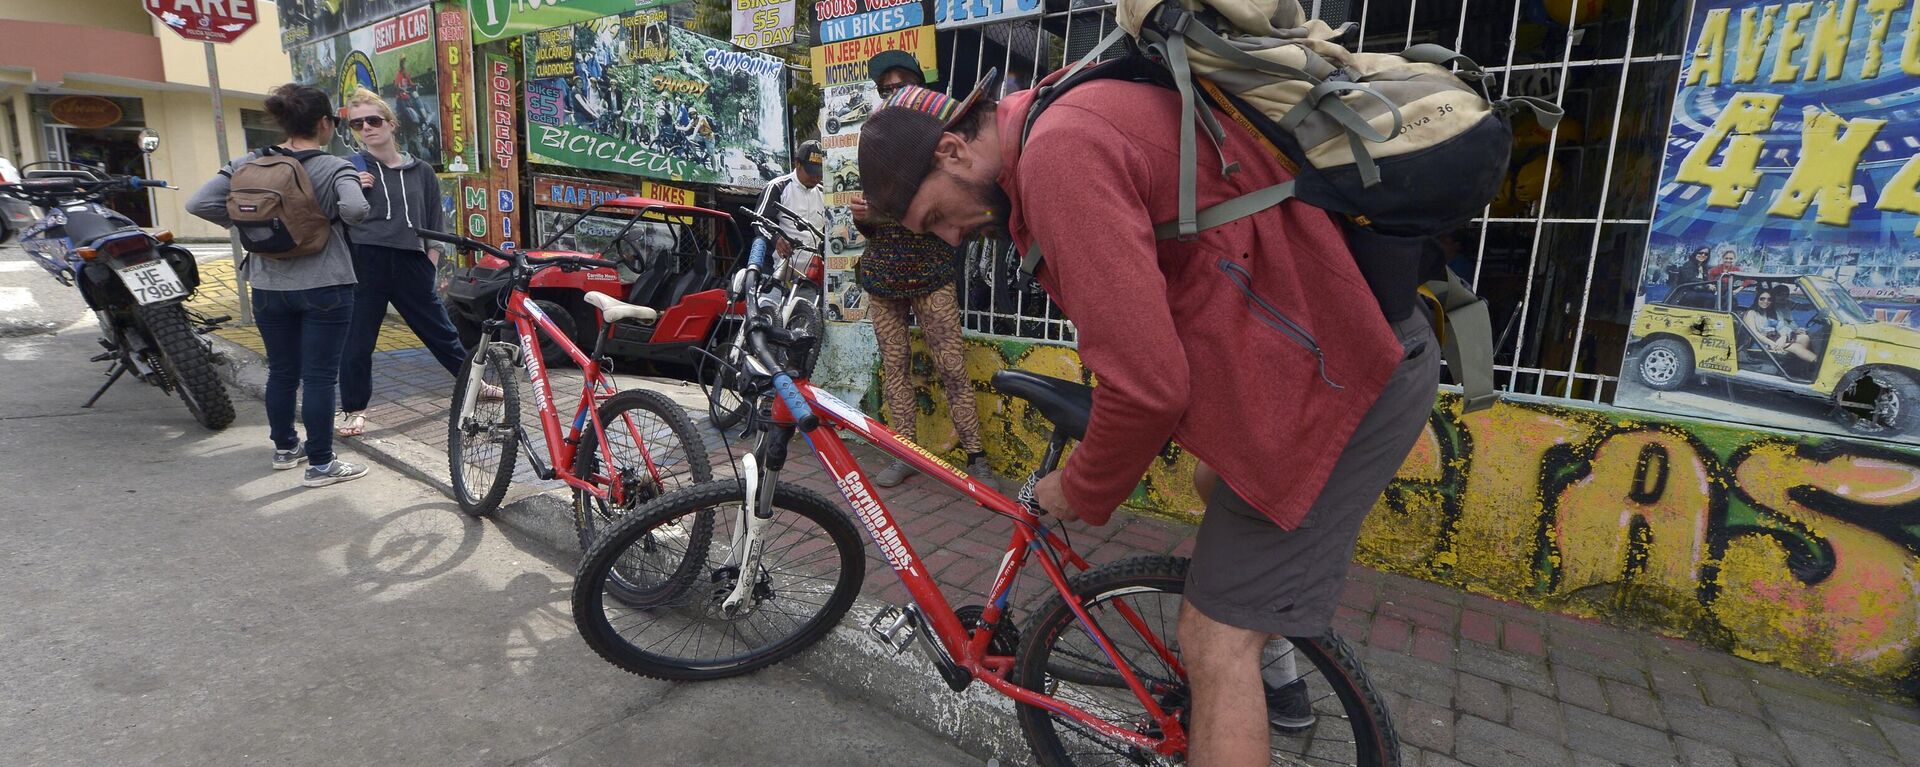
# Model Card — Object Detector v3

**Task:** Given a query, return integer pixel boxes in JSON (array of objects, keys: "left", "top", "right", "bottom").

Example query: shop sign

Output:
[
  {"left": 48, "top": 96, "right": 123, "bottom": 129},
  {"left": 467, "top": 0, "right": 678, "bottom": 43},
  {"left": 932, "top": 0, "right": 1039, "bottom": 30},
  {"left": 436, "top": 4, "right": 479, "bottom": 173},
  {"left": 732, "top": 0, "right": 796, "bottom": 50},
  {"left": 809, "top": 24, "right": 937, "bottom": 87},
  {"left": 1615, "top": 0, "right": 1920, "bottom": 444}
]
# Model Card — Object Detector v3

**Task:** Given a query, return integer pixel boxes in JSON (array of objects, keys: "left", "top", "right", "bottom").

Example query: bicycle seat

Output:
[
  {"left": 584, "top": 292, "right": 658, "bottom": 324},
  {"left": 991, "top": 370, "right": 1092, "bottom": 441}
]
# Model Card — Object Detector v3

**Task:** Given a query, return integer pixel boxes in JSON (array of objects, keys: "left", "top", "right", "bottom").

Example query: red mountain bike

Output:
[
  {"left": 567, "top": 217, "right": 1397, "bottom": 766},
  {"left": 422, "top": 231, "right": 711, "bottom": 554}
]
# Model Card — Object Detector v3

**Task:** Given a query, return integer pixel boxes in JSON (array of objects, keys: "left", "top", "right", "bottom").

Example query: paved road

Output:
[{"left": 0, "top": 243, "right": 979, "bottom": 766}]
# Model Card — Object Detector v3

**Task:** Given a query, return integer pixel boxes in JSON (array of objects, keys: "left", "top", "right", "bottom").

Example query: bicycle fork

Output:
[{"left": 718, "top": 425, "right": 790, "bottom": 616}]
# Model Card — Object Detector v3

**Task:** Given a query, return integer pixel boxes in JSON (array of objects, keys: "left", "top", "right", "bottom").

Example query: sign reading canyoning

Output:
[
  {"left": 1616, "top": 0, "right": 1920, "bottom": 443},
  {"left": 523, "top": 8, "right": 788, "bottom": 186}
]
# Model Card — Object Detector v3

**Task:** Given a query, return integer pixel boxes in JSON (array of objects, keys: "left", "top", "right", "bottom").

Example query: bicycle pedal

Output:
[{"left": 866, "top": 605, "right": 917, "bottom": 654}]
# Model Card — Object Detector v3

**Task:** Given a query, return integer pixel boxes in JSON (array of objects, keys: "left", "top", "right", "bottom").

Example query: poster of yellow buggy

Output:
[{"left": 1617, "top": 0, "right": 1920, "bottom": 443}]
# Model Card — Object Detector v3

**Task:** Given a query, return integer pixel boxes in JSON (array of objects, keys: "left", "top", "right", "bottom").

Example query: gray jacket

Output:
[
  {"left": 348, "top": 152, "right": 446, "bottom": 255},
  {"left": 186, "top": 149, "right": 369, "bottom": 292}
]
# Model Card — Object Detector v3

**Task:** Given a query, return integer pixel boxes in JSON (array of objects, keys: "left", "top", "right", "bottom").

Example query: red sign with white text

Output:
[{"left": 144, "top": 0, "right": 258, "bottom": 44}]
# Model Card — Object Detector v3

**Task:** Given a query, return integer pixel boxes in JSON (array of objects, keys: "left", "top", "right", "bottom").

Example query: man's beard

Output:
[{"left": 958, "top": 176, "right": 1014, "bottom": 243}]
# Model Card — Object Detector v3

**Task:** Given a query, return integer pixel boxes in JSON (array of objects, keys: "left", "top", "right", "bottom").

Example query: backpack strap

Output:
[{"left": 1420, "top": 269, "right": 1499, "bottom": 413}]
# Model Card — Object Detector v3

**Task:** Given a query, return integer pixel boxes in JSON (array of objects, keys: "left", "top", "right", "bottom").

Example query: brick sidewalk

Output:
[{"left": 205, "top": 296, "right": 1920, "bottom": 766}]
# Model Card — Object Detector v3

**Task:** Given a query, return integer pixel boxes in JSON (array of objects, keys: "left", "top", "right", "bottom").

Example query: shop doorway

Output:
[{"left": 49, "top": 127, "right": 154, "bottom": 227}]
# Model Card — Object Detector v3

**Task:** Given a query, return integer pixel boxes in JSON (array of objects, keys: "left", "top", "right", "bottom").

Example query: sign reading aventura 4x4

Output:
[
  {"left": 1617, "top": 0, "right": 1920, "bottom": 443},
  {"left": 523, "top": 7, "right": 788, "bottom": 186}
]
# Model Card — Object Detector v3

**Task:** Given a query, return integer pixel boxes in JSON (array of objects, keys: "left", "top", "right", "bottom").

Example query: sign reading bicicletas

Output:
[{"left": 145, "top": 0, "right": 259, "bottom": 44}]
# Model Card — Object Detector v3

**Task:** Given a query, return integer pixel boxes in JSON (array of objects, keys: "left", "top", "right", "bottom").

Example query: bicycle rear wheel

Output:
[
  {"left": 572, "top": 480, "right": 865, "bottom": 681},
  {"left": 1012, "top": 556, "right": 1399, "bottom": 767},
  {"left": 572, "top": 388, "right": 712, "bottom": 544},
  {"left": 448, "top": 343, "right": 520, "bottom": 517}
]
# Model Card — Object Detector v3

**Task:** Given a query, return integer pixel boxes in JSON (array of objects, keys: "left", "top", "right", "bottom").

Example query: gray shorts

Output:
[{"left": 1185, "top": 312, "right": 1442, "bottom": 636}]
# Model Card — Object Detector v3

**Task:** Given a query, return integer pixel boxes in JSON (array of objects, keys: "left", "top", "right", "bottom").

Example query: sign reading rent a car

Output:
[
  {"left": 1615, "top": 0, "right": 1920, "bottom": 444},
  {"left": 145, "top": 0, "right": 259, "bottom": 44}
]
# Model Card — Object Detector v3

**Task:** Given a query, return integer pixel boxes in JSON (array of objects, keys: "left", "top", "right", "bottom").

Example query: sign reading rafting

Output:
[{"left": 810, "top": 25, "right": 937, "bottom": 87}]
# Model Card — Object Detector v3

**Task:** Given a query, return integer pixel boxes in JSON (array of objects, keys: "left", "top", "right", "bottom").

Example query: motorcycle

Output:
[{"left": 0, "top": 136, "right": 235, "bottom": 430}]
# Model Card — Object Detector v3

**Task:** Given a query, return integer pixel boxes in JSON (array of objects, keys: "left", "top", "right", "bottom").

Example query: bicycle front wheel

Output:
[
  {"left": 572, "top": 387, "right": 713, "bottom": 550},
  {"left": 1012, "top": 556, "right": 1399, "bottom": 767},
  {"left": 448, "top": 343, "right": 519, "bottom": 517},
  {"left": 572, "top": 480, "right": 865, "bottom": 682}
]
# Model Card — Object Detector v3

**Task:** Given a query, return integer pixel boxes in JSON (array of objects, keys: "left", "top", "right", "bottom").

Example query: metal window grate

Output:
[{"left": 945, "top": 0, "right": 1689, "bottom": 405}]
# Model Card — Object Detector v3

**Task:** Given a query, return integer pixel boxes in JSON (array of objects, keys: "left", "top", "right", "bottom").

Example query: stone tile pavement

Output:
[{"left": 199, "top": 280, "right": 1920, "bottom": 766}]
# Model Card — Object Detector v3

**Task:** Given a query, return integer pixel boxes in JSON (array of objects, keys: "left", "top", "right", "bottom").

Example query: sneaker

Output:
[
  {"left": 873, "top": 458, "right": 916, "bottom": 488},
  {"left": 303, "top": 460, "right": 370, "bottom": 488},
  {"left": 1266, "top": 677, "right": 1317, "bottom": 733},
  {"left": 965, "top": 455, "right": 1009, "bottom": 493},
  {"left": 272, "top": 445, "right": 307, "bottom": 471}
]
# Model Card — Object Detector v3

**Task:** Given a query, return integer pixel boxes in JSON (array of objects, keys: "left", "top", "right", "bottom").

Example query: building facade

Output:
[{"left": 0, "top": 0, "right": 295, "bottom": 238}]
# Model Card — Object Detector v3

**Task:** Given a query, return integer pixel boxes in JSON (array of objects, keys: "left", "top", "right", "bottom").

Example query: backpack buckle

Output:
[{"left": 1154, "top": 5, "right": 1194, "bottom": 35}]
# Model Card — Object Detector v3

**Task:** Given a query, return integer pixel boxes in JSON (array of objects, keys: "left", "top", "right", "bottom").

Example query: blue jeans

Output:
[
  {"left": 338, "top": 244, "right": 468, "bottom": 413},
  {"left": 254, "top": 284, "right": 354, "bottom": 466}
]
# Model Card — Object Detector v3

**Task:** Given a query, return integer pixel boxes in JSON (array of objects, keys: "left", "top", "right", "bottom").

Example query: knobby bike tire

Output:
[
  {"left": 1012, "top": 556, "right": 1399, "bottom": 767},
  {"left": 447, "top": 344, "right": 520, "bottom": 517},
  {"left": 572, "top": 479, "right": 865, "bottom": 682},
  {"left": 571, "top": 387, "right": 714, "bottom": 549},
  {"left": 139, "top": 303, "right": 234, "bottom": 430}
]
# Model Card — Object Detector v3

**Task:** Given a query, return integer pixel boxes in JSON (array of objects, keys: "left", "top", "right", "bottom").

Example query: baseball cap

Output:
[
  {"left": 857, "top": 68, "right": 1002, "bottom": 222},
  {"left": 867, "top": 50, "right": 923, "bottom": 84},
  {"left": 797, "top": 139, "right": 824, "bottom": 175}
]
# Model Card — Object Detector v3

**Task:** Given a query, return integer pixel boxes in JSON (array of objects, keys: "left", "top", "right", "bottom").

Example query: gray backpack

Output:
[{"left": 1020, "top": 0, "right": 1563, "bottom": 411}]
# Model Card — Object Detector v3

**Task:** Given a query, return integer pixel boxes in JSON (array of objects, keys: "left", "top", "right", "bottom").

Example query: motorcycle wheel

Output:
[{"left": 140, "top": 302, "right": 235, "bottom": 430}]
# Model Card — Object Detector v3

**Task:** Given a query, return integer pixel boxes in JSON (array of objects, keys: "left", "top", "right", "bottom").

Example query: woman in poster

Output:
[
  {"left": 334, "top": 88, "right": 496, "bottom": 437},
  {"left": 1743, "top": 286, "right": 1817, "bottom": 367},
  {"left": 1669, "top": 246, "right": 1712, "bottom": 287}
]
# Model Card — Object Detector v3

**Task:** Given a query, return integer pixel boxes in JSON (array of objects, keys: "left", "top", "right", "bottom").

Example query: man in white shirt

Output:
[{"left": 755, "top": 139, "right": 827, "bottom": 256}]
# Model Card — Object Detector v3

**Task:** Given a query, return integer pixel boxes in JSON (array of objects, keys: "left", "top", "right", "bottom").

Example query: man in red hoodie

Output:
[{"left": 859, "top": 74, "right": 1440, "bottom": 764}]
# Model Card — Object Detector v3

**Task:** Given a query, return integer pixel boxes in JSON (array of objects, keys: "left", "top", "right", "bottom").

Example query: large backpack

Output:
[
  {"left": 1018, "top": 0, "right": 1562, "bottom": 412},
  {"left": 226, "top": 147, "right": 334, "bottom": 259}
]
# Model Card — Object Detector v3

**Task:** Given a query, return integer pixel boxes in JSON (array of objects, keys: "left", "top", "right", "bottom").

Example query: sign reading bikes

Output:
[
  {"left": 811, "top": 0, "right": 929, "bottom": 46},
  {"left": 731, "top": 0, "right": 797, "bottom": 50},
  {"left": 145, "top": 0, "right": 259, "bottom": 44}
]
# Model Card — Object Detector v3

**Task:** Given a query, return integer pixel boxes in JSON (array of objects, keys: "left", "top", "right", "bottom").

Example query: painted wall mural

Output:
[{"left": 889, "top": 333, "right": 1920, "bottom": 693}]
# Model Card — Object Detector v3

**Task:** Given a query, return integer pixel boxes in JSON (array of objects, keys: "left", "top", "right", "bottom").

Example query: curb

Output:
[{"left": 207, "top": 334, "right": 1030, "bottom": 764}]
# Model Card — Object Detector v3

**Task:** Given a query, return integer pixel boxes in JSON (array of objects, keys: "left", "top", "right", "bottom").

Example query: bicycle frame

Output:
[
  {"left": 458, "top": 284, "right": 666, "bottom": 502},
  {"left": 747, "top": 377, "right": 1190, "bottom": 756}
]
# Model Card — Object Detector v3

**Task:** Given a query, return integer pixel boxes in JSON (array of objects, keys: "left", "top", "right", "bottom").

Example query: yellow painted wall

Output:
[
  {"left": 0, "top": 0, "right": 153, "bottom": 34},
  {"left": 893, "top": 333, "right": 1920, "bottom": 695}
]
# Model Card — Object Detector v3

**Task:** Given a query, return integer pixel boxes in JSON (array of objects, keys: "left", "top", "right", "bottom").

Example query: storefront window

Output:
[
  {"left": 241, "top": 109, "right": 280, "bottom": 154},
  {"left": 944, "top": 0, "right": 1690, "bottom": 405}
]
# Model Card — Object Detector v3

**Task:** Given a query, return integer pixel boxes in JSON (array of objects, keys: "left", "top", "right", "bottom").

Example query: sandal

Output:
[
  {"left": 336, "top": 411, "right": 368, "bottom": 437},
  {"left": 479, "top": 382, "right": 505, "bottom": 401}
]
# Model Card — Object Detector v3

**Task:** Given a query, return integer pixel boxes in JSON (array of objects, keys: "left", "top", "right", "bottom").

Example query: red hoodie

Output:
[{"left": 998, "top": 79, "right": 1405, "bottom": 529}]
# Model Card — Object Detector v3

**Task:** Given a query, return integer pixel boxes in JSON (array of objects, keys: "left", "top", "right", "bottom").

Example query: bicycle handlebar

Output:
[
  {"left": 418, "top": 229, "right": 618, "bottom": 272},
  {"left": 0, "top": 175, "right": 168, "bottom": 205},
  {"left": 740, "top": 295, "right": 818, "bottom": 433}
]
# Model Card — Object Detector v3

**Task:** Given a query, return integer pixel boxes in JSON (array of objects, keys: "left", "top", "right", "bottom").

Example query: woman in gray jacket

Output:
[
  {"left": 187, "top": 83, "right": 372, "bottom": 487},
  {"left": 334, "top": 87, "right": 489, "bottom": 437}
]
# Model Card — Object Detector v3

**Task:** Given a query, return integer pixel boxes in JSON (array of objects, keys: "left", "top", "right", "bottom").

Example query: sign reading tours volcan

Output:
[
  {"left": 289, "top": 6, "right": 444, "bottom": 165},
  {"left": 811, "top": 0, "right": 928, "bottom": 44},
  {"left": 523, "top": 8, "right": 789, "bottom": 186},
  {"left": 1616, "top": 0, "right": 1920, "bottom": 443}
]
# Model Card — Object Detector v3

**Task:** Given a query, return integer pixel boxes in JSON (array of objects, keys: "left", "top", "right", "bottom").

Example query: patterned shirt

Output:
[{"left": 854, "top": 220, "right": 958, "bottom": 299}]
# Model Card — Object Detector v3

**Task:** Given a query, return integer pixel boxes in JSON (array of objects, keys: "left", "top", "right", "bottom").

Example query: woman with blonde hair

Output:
[{"left": 335, "top": 87, "right": 493, "bottom": 436}]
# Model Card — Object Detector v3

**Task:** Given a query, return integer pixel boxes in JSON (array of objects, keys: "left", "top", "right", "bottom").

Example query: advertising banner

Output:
[
  {"left": 467, "top": 0, "right": 677, "bottom": 44},
  {"left": 1615, "top": 0, "right": 1920, "bottom": 442},
  {"left": 732, "top": 0, "right": 796, "bottom": 50},
  {"left": 524, "top": 8, "right": 789, "bottom": 187},
  {"left": 435, "top": 4, "right": 478, "bottom": 174},
  {"left": 811, "top": 0, "right": 929, "bottom": 45},
  {"left": 280, "top": 0, "right": 432, "bottom": 49},
  {"left": 808, "top": 24, "right": 937, "bottom": 88},
  {"left": 817, "top": 81, "right": 880, "bottom": 323},
  {"left": 289, "top": 6, "right": 444, "bottom": 165},
  {"left": 932, "top": 0, "right": 1040, "bottom": 30}
]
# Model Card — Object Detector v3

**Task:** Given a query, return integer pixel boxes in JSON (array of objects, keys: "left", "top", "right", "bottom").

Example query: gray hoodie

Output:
[
  {"left": 187, "top": 149, "right": 368, "bottom": 292},
  {"left": 349, "top": 153, "right": 445, "bottom": 255}
]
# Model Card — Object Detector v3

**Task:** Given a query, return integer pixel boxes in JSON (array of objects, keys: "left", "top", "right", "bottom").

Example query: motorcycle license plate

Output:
[{"left": 116, "top": 260, "right": 186, "bottom": 305}]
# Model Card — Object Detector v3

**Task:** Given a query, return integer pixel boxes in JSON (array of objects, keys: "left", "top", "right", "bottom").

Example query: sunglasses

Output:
[
  {"left": 876, "top": 82, "right": 907, "bottom": 97},
  {"left": 349, "top": 116, "right": 389, "bottom": 130}
]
